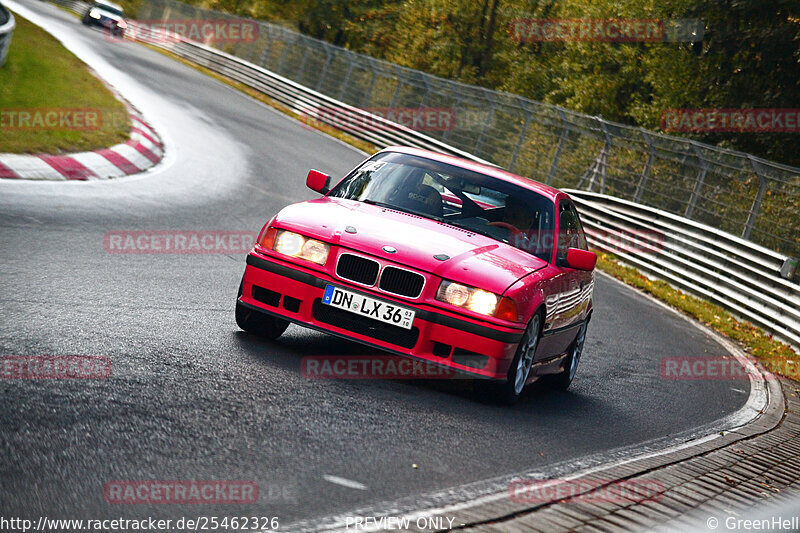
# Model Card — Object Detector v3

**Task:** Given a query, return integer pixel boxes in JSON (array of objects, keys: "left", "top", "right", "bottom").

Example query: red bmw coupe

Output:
[{"left": 236, "top": 147, "right": 596, "bottom": 403}]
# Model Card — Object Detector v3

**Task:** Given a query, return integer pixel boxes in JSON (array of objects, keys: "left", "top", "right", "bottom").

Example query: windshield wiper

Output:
[
  {"left": 442, "top": 219, "right": 499, "bottom": 240},
  {"left": 361, "top": 199, "right": 395, "bottom": 209},
  {"left": 361, "top": 199, "right": 444, "bottom": 222}
]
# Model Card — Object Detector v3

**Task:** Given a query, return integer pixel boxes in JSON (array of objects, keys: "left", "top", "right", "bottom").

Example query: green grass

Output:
[{"left": 0, "top": 12, "right": 130, "bottom": 153}]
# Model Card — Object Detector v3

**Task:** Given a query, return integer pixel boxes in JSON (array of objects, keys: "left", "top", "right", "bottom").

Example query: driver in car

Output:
[{"left": 490, "top": 196, "right": 537, "bottom": 252}]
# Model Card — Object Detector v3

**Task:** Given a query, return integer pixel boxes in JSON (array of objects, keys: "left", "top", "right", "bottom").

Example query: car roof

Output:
[
  {"left": 95, "top": 0, "right": 123, "bottom": 10},
  {"left": 379, "top": 146, "right": 563, "bottom": 202}
]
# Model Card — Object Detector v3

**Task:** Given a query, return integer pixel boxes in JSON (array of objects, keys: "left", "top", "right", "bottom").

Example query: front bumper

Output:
[{"left": 239, "top": 252, "right": 524, "bottom": 379}]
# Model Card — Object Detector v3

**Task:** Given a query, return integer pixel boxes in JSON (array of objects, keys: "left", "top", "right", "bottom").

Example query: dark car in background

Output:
[{"left": 81, "top": 0, "right": 126, "bottom": 36}]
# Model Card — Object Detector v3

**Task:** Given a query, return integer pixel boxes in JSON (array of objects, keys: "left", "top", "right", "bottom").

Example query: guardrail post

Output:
[
  {"left": 743, "top": 156, "right": 768, "bottom": 240},
  {"left": 545, "top": 108, "right": 569, "bottom": 185},
  {"left": 295, "top": 42, "right": 311, "bottom": 79},
  {"left": 508, "top": 98, "right": 531, "bottom": 173},
  {"left": 245, "top": 32, "right": 259, "bottom": 64},
  {"left": 633, "top": 130, "right": 654, "bottom": 202},
  {"left": 473, "top": 89, "right": 495, "bottom": 155},
  {"left": 337, "top": 61, "right": 355, "bottom": 102},
  {"left": 417, "top": 76, "right": 432, "bottom": 110},
  {"left": 388, "top": 66, "right": 403, "bottom": 109},
  {"left": 587, "top": 121, "right": 611, "bottom": 193},
  {"left": 276, "top": 33, "right": 292, "bottom": 75},
  {"left": 442, "top": 98, "right": 462, "bottom": 142},
  {"left": 257, "top": 24, "right": 273, "bottom": 68},
  {"left": 361, "top": 60, "right": 377, "bottom": 108},
  {"left": 685, "top": 143, "right": 709, "bottom": 219},
  {"left": 315, "top": 45, "right": 333, "bottom": 92}
]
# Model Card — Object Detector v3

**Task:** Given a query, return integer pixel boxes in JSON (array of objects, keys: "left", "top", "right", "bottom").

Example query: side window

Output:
[{"left": 558, "top": 201, "right": 587, "bottom": 263}]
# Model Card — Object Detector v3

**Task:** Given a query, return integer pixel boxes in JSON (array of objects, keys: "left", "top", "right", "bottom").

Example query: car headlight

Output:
[
  {"left": 117, "top": 20, "right": 127, "bottom": 28},
  {"left": 436, "top": 281, "right": 500, "bottom": 316},
  {"left": 271, "top": 229, "right": 329, "bottom": 265},
  {"left": 300, "top": 238, "right": 329, "bottom": 264},
  {"left": 275, "top": 230, "right": 304, "bottom": 256},
  {"left": 89, "top": 8, "right": 101, "bottom": 18}
]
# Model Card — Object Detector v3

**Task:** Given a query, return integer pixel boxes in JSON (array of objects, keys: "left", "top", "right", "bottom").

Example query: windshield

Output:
[
  {"left": 94, "top": 3, "right": 123, "bottom": 15},
  {"left": 329, "top": 152, "right": 554, "bottom": 262}
]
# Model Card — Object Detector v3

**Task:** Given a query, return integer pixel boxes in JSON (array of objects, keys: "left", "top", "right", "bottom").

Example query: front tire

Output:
[
  {"left": 477, "top": 312, "right": 542, "bottom": 405},
  {"left": 235, "top": 278, "right": 289, "bottom": 340}
]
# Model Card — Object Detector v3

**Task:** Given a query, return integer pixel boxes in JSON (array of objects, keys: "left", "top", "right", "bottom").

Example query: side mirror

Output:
[
  {"left": 566, "top": 248, "right": 597, "bottom": 271},
  {"left": 306, "top": 169, "right": 331, "bottom": 194}
]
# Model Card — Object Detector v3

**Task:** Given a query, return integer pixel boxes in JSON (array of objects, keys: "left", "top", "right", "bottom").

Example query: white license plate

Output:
[{"left": 322, "top": 285, "right": 415, "bottom": 330}]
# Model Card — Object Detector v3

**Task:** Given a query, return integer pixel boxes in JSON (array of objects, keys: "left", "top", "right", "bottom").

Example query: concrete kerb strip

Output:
[
  {"left": 0, "top": 101, "right": 164, "bottom": 180},
  {"left": 0, "top": 8, "right": 164, "bottom": 181}
]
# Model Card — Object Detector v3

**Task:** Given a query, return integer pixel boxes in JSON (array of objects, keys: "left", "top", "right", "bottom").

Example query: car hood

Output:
[{"left": 272, "top": 197, "right": 548, "bottom": 294}]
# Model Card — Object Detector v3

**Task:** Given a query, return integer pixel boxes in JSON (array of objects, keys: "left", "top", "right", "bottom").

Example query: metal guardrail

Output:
[
  {"left": 46, "top": 0, "right": 800, "bottom": 350},
  {"left": 568, "top": 190, "right": 800, "bottom": 349},
  {"left": 0, "top": 1, "right": 15, "bottom": 67},
  {"left": 49, "top": 0, "right": 88, "bottom": 14}
]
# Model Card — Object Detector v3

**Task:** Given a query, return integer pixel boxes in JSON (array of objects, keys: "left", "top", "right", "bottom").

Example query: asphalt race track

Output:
[{"left": 0, "top": 1, "right": 755, "bottom": 528}]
